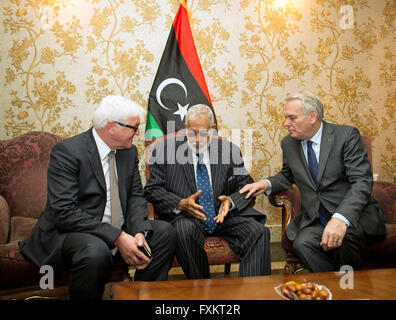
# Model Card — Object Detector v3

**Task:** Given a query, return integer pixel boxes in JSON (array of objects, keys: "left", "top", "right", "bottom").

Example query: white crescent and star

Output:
[{"left": 155, "top": 78, "right": 189, "bottom": 121}]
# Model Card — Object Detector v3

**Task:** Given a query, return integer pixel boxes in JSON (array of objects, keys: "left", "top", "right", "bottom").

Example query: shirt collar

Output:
[
  {"left": 307, "top": 121, "right": 323, "bottom": 145},
  {"left": 193, "top": 149, "right": 210, "bottom": 163},
  {"left": 92, "top": 128, "right": 112, "bottom": 160}
]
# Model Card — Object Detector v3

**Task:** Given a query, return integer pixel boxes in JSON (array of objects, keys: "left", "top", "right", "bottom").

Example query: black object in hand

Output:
[{"left": 138, "top": 244, "right": 152, "bottom": 258}]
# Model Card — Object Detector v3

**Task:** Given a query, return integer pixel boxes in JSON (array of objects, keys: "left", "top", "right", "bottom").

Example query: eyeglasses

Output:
[
  {"left": 114, "top": 121, "right": 139, "bottom": 132},
  {"left": 186, "top": 129, "right": 210, "bottom": 139}
]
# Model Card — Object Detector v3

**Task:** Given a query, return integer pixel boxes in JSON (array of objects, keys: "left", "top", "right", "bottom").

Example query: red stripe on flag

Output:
[{"left": 173, "top": 5, "right": 213, "bottom": 107}]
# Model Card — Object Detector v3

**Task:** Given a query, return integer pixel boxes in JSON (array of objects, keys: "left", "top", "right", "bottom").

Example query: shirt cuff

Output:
[
  {"left": 332, "top": 213, "right": 351, "bottom": 227},
  {"left": 264, "top": 179, "right": 272, "bottom": 196},
  {"left": 228, "top": 197, "right": 236, "bottom": 211}
]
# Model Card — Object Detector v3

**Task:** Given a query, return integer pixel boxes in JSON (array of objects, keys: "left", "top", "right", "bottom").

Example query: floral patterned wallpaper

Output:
[{"left": 1, "top": 0, "right": 395, "bottom": 227}]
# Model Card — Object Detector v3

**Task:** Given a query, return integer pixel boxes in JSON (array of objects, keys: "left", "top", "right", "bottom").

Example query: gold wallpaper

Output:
[{"left": 1, "top": 0, "right": 395, "bottom": 228}]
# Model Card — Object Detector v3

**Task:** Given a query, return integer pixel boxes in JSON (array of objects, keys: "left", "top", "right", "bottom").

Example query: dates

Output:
[{"left": 279, "top": 280, "right": 330, "bottom": 300}]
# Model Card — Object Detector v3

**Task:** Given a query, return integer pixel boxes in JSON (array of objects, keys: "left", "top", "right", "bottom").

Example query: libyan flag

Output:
[{"left": 145, "top": 1, "right": 214, "bottom": 141}]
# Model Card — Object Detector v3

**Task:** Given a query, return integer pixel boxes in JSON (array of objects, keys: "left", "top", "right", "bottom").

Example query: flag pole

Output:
[{"left": 178, "top": 0, "right": 192, "bottom": 24}]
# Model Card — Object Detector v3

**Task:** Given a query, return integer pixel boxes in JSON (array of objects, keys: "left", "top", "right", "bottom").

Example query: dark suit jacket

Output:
[
  {"left": 268, "top": 121, "right": 386, "bottom": 241},
  {"left": 144, "top": 135, "right": 266, "bottom": 224},
  {"left": 19, "top": 128, "right": 152, "bottom": 271}
]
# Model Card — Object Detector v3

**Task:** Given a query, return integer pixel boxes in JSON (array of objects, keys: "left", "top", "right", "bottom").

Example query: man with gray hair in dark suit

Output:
[
  {"left": 19, "top": 95, "right": 176, "bottom": 299},
  {"left": 144, "top": 104, "right": 271, "bottom": 279},
  {"left": 240, "top": 91, "right": 386, "bottom": 272}
]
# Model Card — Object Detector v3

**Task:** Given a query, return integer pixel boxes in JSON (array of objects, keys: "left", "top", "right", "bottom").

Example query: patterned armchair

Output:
[
  {"left": 268, "top": 136, "right": 396, "bottom": 274},
  {"left": 145, "top": 132, "right": 240, "bottom": 275},
  {"left": 0, "top": 132, "right": 127, "bottom": 299}
]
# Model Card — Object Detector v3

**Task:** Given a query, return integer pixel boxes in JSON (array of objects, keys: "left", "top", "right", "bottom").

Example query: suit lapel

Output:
[
  {"left": 181, "top": 139, "right": 197, "bottom": 193},
  {"left": 87, "top": 129, "right": 106, "bottom": 192},
  {"left": 317, "top": 121, "right": 334, "bottom": 184},
  {"left": 209, "top": 138, "right": 222, "bottom": 198}
]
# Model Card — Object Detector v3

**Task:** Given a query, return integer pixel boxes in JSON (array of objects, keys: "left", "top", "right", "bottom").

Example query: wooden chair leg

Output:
[{"left": 224, "top": 263, "right": 231, "bottom": 274}]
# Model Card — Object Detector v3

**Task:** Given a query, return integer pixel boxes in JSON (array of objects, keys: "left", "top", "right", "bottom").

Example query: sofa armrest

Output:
[
  {"left": 372, "top": 180, "right": 396, "bottom": 224},
  {"left": 146, "top": 202, "right": 156, "bottom": 221},
  {"left": 0, "top": 194, "right": 10, "bottom": 244},
  {"left": 268, "top": 184, "right": 301, "bottom": 228}
]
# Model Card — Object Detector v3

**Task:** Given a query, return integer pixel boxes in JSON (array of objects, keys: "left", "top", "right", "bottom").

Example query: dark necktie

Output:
[
  {"left": 108, "top": 150, "right": 121, "bottom": 230},
  {"left": 306, "top": 141, "right": 332, "bottom": 226},
  {"left": 307, "top": 140, "right": 318, "bottom": 183},
  {"left": 196, "top": 154, "right": 217, "bottom": 234}
]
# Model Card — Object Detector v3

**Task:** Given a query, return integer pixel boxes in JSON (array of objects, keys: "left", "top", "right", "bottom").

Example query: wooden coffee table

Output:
[{"left": 110, "top": 268, "right": 396, "bottom": 300}]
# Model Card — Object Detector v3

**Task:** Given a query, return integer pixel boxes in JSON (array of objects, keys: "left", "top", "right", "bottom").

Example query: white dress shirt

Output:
[{"left": 92, "top": 128, "right": 124, "bottom": 226}]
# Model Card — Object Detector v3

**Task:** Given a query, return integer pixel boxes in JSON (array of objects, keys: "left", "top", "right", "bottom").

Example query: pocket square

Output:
[{"left": 227, "top": 175, "right": 236, "bottom": 181}]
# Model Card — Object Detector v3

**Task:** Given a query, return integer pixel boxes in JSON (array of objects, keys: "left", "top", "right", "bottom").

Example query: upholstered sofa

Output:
[
  {"left": 268, "top": 136, "right": 396, "bottom": 274},
  {"left": 0, "top": 131, "right": 126, "bottom": 299}
]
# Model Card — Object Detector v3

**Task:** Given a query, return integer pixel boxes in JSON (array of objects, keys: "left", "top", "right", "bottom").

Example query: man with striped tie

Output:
[
  {"left": 145, "top": 104, "right": 271, "bottom": 279},
  {"left": 240, "top": 92, "right": 386, "bottom": 273}
]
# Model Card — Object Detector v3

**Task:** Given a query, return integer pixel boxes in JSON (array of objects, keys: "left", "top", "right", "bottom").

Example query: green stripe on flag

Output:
[{"left": 145, "top": 111, "right": 164, "bottom": 140}]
